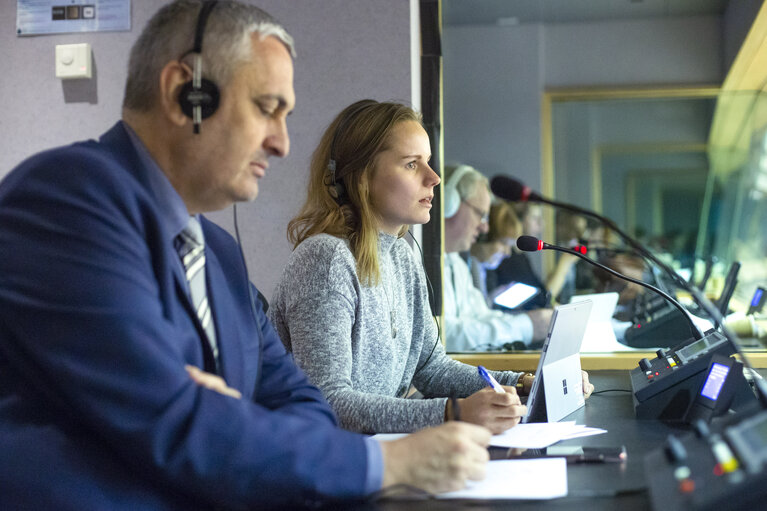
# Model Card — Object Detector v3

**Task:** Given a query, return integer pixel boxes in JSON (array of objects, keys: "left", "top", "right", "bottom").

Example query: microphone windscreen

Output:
[
  {"left": 517, "top": 235, "right": 541, "bottom": 252},
  {"left": 490, "top": 175, "right": 527, "bottom": 201}
]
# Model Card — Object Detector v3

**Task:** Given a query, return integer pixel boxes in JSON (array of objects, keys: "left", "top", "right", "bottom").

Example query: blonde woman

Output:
[{"left": 269, "top": 100, "right": 531, "bottom": 434}]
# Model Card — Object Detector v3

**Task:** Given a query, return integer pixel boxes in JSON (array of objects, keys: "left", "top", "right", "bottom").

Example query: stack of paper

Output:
[
  {"left": 490, "top": 421, "right": 606, "bottom": 449},
  {"left": 438, "top": 458, "right": 567, "bottom": 500}
]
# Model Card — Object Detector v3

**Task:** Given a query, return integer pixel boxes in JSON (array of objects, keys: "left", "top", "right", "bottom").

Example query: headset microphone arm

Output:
[{"left": 519, "top": 237, "right": 703, "bottom": 341}]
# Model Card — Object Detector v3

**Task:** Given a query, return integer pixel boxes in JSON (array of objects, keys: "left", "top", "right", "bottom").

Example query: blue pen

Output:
[{"left": 477, "top": 365, "right": 506, "bottom": 394}]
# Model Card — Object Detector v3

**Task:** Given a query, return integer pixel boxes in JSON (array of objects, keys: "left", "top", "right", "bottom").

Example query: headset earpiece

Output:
[
  {"left": 444, "top": 165, "right": 474, "bottom": 218},
  {"left": 178, "top": 75, "right": 220, "bottom": 131},
  {"left": 326, "top": 100, "right": 377, "bottom": 205},
  {"left": 177, "top": 1, "right": 220, "bottom": 134}
]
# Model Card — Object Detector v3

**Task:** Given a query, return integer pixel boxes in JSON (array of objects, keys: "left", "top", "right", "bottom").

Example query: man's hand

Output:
[
  {"left": 456, "top": 387, "right": 527, "bottom": 434},
  {"left": 582, "top": 370, "right": 594, "bottom": 399},
  {"left": 379, "top": 422, "right": 490, "bottom": 494},
  {"left": 527, "top": 308, "right": 554, "bottom": 341},
  {"left": 185, "top": 365, "right": 242, "bottom": 399}
]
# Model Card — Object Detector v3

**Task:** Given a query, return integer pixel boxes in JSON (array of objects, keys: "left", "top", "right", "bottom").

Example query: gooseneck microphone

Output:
[
  {"left": 491, "top": 175, "right": 721, "bottom": 331},
  {"left": 516, "top": 235, "right": 703, "bottom": 341}
]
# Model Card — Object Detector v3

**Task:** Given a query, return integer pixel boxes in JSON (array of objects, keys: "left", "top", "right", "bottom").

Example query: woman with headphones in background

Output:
[
  {"left": 268, "top": 100, "right": 529, "bottom": 434},
  {"left": 468, "top": 201, "right": 524, "bottom": 303}
]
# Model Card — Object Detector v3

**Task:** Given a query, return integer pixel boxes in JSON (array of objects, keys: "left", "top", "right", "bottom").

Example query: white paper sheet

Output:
[
  {"left": 438, "top": 458, "right": 567, "bottom": 500},
  {"left": 489, "top": 421, "right": 606, "bottom": 449}
]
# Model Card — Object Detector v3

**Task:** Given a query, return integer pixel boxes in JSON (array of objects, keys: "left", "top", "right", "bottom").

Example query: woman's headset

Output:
[{"left": 325, "top": 100, "right": 378, "bottom": 205}]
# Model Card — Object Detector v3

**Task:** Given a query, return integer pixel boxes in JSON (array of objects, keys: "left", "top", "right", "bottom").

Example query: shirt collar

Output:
[{"left": 121, "top": 121, "right": 190, "bottom": 237}]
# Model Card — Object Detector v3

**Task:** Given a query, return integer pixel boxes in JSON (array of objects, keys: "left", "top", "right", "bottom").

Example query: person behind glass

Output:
[
  {"left": 443, "top": 166, "right": 593, "bottom": 398},
  {"left": 443, "top": 165, "right": 554, "bottom": 352},
  {"left": 269, "top": 100, "right": 530, "bottom": 435},
  {"left": 492, "top": 202, "right": 580, "bottom": 307},
  {"left": 551, "top": 209, "right": 589, "bottom": 303},
  {"left": 468, "top": 201, "right": 524, "bottom": 304},
  {"left": 0, "top": 3, "right": 495, "bottom": 507}
]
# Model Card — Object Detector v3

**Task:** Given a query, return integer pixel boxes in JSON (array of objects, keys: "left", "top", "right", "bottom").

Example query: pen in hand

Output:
[{"left": 477, "top": 365, "right": 506, "bottom": 394}]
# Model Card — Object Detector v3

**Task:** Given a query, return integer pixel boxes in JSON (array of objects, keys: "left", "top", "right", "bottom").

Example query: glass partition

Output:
[
  {"left": 436, "top": 0, "right": 765, "bottom": 361},
  {"left": 543, "top": 89, "right": 721, "bottom": 352},
  {"left": 700, "top": 90, "right": 767, "bottom": 333}
]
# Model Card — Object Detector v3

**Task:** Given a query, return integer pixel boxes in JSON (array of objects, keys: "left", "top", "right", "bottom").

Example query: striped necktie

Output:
[{"left": 175, "top": 216, "right": 219, "bottom": 370}]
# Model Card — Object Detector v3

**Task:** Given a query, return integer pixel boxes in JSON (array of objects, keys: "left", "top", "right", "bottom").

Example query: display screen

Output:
[
  {"left": 680, "top": 340, "right": 708, "bottom": 358},
  {"left": 752, "top": 288, "right": 764, "bottom": 307},
  {"left": 700, "top": 362, "right": 730, "bottom": 401},
  {"left": 493, "top": 282, "right": 539, "bottom": 310}
]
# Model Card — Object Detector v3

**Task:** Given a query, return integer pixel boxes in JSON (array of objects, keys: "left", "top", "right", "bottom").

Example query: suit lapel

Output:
[{"left": 204, "top": 247, "right": 245, "bottom": 390}]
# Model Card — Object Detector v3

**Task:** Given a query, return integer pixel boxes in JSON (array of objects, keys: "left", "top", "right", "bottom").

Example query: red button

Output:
[{"left": 679, "top": 479, "right": 695, "bottom": 493}]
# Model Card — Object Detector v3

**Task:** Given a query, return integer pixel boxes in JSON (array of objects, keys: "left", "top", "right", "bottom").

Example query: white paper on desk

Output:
[
  {"left": 370, "top": 433, "right": 408, "bottom": 442},
  {"left": 559, "top": 426, "right": 607, "bottom": 440},
  {"left": 438, "top": 458, "right": 567, "bottom": 500},
  {"left": 490, "top": 421, "right": 580, "bottom": 449}
]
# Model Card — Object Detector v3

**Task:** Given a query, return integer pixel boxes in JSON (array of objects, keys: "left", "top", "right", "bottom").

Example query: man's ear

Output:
[{"left": 158, "top": 60, "right": 191, "bottom": 127}]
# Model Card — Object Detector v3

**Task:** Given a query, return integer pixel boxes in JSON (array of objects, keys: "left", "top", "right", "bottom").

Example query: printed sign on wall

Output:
[{"left": 17, "top": 0, "right": 130, "bottom": 36}]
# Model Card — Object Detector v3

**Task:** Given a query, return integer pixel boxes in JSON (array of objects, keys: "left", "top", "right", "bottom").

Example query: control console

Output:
[
  {"left": 645, "top": 405, "right": 767, "bottom": 510},
  {"left": 630, "top": 331, "right": 737, "bottom": 420}
]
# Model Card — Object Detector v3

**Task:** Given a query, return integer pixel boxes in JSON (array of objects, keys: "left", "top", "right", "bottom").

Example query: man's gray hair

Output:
[
  {"left": 123, "top": 0, "right": 295, "bottom": 111},
  {"left": 446, "top": 164, "right": 490, "bottom": 201}
]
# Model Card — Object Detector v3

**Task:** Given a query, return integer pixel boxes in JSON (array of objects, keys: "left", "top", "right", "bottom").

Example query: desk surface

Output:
[{"left": 363, "top": 370, "right": 677, "bottom": 511}]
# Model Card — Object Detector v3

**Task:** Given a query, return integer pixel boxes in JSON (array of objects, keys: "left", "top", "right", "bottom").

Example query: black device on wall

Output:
[{"left": 178, "top": 1, "right": 221, "bottom": 134}]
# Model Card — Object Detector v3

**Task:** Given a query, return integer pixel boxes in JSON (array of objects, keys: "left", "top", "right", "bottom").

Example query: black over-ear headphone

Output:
[
  {"left": 326, "top": 100, "right": 377, "bottom": 205},
  {"left": 178, "top": 1, "right": 221, "bottom": 134}
]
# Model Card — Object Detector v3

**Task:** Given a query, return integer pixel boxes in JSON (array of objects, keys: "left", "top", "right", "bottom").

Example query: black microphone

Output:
[
  {"left": 492, "top": 175, "right": 721, "bottom": 329},
  {"left": 499, "top": 178, "right": 767, "bottom": 405},
  {"left": 491, "top": 175, "right": 543, "bottom": 202},
  {"left": 516, "top": 235, "right": 703, "bottom": 341},
  {"left": 519, "top": 235, "right": 767, "bottom": 407}
]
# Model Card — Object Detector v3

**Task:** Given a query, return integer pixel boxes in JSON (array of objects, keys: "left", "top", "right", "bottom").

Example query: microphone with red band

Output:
[
  {"left": 516, "top": 235, "right": 702, "bottom": 341},
  {"left": 516, "top": 235, "right": 587, "bottom": 255},
  {"left": 492, "top": 175, "right": 721, "bottom": 332},
  {"left": 492, "top": 175, "right": 684, "bottom": 287},
  {"left": 510, "top": 189, "right": 767, "bottom": 407}
]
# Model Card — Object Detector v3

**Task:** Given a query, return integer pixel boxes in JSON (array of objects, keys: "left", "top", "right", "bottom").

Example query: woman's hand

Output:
[{"left": 454, "top": 387, "right": 527, "bottom": 435}]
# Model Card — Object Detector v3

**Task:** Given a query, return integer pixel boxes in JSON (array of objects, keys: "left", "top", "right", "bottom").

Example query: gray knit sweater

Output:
[{"left": 269, "top": 232, "right": 522, "bottom": 433}]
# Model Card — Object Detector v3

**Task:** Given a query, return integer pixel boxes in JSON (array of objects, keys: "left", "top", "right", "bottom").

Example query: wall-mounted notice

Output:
[{"left": 17, "top": 1, "right": 130, "bottom": 36}]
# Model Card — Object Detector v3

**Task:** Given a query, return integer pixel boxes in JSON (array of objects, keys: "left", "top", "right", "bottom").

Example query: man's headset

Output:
[
  {"left": 326, "top": 100, "right": 378, "bottom": 205},
  {"left": 178, "top": 1, "right": 221, "bottom": 134},
  {"left": 443, "top": 164, "right": 475, "bottom": 218}
]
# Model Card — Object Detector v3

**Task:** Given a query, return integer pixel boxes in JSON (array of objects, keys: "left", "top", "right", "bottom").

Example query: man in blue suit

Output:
[{"left": 0, "top": 1, "right": 491, "bottom": 508}]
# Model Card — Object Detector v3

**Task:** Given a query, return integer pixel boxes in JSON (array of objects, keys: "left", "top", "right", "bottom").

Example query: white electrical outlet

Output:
[{"left": 55, "top": 43, "right": 92, "bottom": 79}]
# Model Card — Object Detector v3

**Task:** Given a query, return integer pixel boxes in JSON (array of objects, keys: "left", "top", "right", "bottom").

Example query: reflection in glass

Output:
[{"left": 438, "top": 0, "right": 765, "bottom": 355}]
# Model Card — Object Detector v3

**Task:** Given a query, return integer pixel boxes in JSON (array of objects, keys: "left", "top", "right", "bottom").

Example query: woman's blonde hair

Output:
[
  {"left": 287, "top": 99, "right": 423, "bottom": 285},
  {"left": 487, "top": 201, "right": 522, "bottom": 242}
]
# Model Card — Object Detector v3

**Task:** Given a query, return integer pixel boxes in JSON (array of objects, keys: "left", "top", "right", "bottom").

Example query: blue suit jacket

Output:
[{"left": 0, "top": 123, "right": 368, "bottom": 509}]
